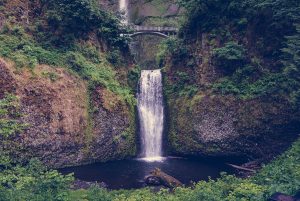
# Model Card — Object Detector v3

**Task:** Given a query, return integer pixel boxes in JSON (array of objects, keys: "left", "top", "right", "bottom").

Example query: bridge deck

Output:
[{"left": 132, "top": 25, "right": 178, "bottom": 33}]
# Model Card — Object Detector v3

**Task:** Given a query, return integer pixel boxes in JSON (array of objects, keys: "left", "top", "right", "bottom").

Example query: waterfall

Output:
[
  {"left": 119, "top": 0, "right": 128, "bottom": 24},
  {"left": 138, "top": 70, "right": 164, "bottom": 162}
]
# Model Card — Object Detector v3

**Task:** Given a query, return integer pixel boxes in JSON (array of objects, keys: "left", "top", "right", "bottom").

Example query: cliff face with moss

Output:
[
  {"left": 163, "top": 1, "right": 300, "bottom": 159},
  {"left": 129, "top": 0, "right": 183, "bottom": 26},
  {"left": 0, "top": 0, "right": 137, "bottom": 168},
  {"left": 0, "top": 58, "right": 136, "bottom": 168}
]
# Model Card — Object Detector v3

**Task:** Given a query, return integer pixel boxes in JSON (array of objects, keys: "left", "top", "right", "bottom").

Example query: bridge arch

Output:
[{"left": 130, "top": 32, "right": 170, "bottom": 38}]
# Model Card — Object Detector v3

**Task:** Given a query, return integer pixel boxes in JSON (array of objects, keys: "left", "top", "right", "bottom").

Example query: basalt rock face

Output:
[
  {"left": 168, "top": 93, "right": 300, "bottom": 158},
  {"left": 129, "top": 0, "right": 183, "bottom": 26},
  {"left": 98, "top": 0, "right": 118, "bottom": 11},
  {"left": 165, "top": 33, "right": 300, "bottom": 159},
  {"left": 0, "top": 59, "right": 136, "bottom": 168}
]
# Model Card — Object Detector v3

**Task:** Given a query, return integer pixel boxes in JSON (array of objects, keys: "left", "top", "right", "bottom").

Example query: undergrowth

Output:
[{"left": 0, "top": 25, "right": 135, "bottom": 107}]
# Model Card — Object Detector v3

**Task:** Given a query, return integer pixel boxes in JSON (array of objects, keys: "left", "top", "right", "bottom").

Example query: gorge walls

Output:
[{"left": 0, "top": 59, "right": 136, "bottom": 168}]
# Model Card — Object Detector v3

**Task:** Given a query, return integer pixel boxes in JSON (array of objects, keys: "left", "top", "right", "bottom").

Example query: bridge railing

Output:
[{"left": 131, "top": 25, "right": 178, "bottom": 33}]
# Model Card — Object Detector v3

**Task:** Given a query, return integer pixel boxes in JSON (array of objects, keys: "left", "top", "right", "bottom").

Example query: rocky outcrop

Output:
[
  {"left": 168, "top": 92, "right": 300, "bottom": 158},
  {"left": 164, "top": 21, "right": 300, "bottom": 159},
  {"left": 98, "top": 0, "right": 118, "bottom": 11},
  {"left": 0, "top": 59, "right": 136, "bottom": 168},
  {"left": 129, "top": 0, "right": 183, "bottom": 26}
]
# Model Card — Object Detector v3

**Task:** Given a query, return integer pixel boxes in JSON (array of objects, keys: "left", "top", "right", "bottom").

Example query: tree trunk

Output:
[{"left": 146, "top": 168, "right": 182, "bottom": 188}]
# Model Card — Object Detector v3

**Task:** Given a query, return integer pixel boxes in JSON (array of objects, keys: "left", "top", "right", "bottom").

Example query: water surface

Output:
[{"left": 59, "top": 157, "right": 236, "bottom": 190}]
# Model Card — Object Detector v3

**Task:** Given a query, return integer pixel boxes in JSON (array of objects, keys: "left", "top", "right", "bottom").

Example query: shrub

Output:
[
  {"left": 0, "top": 158, "right": 73, "bottom": 201},
  {"left": 156, "top": 37, "right": 188, "bottom": 67},
  {"left": 41, "top": 0, "right": 129, "bottom": 48},
  {"left": 0, "top": 94, "right": 27, "bottom": 138},
  {"left": 212, "top": 41, "right": 246, "bottom": 74},
  {"left": 127, "top": 65, "right": 141, "bottom": 92},
  {"left": 106, "top": 49, "right": 122, "bottom": 66}
]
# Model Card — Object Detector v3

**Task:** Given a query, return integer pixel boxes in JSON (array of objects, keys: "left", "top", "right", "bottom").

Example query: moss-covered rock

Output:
[
  {"left": 167, "top": 90, "right": 300, "bottom": 158},
  {"left": 0, "top": 58, "right": 136, "bottom": 168},
  {"left": 129, "top": 0, "right": 183, "bottom": 27}
]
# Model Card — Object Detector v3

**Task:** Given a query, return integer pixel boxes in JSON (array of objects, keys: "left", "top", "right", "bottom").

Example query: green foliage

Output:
[
  {"left": 127, "top": 65, "right": 141, "bottom": 92},
  {"left": 212, "top": 72, "right": 298, "bottom": 99},
  {"left": 213, "top": 41, "right": 246, "bottom": 74},
  {"left": 0, "top": 29, "right": 135, "bottom": 106},
  {"left": 0, "top": 30, "right": 63, "bottom": 68},
  {"left": 0, "top": 94, "right": 27, "bottom": 138},
  {"left": 281, "top": 24, "right": 300, "bottom": 104},
  {"left": 86, "top": 186, "right": 113, "bottom": 201},
  {"left": 252, "top": 139, "right": 300, "bottom": 196},
  {"left": 39, "top": 0, "right": 129, "bottom": 47},
  {"left": 106, "top": 49, "right": 123, "bottom": 66},
  {"left": 177, "top": 0, "right": 299, "bottom": 34},
  {"left": 157, "top": 37, "right": 188, "bottom": 67},
  {"left": 176, "top": 0, "right": 300, "bottom": 100},
  {"left": 65, "top": 51, "right": 135, "bottom": 106},
  {"left": 0, "top": 158, "right": 73, "bottom": 201},
  {"left": 212, "top": 25, "right": 300, "bottom": 100},
  {"left": 164, "top": 71, "right": 198, "bottom": 98}
]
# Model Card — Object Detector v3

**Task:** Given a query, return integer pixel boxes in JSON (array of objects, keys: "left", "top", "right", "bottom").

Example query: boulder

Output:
[{"left": 144, "top": 175, "right": 161, "bottom": 186}]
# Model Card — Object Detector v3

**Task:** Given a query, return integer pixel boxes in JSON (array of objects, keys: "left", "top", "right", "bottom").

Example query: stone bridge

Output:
[{"left": 130, "top": 25, "right": 178, "bottom": 38}]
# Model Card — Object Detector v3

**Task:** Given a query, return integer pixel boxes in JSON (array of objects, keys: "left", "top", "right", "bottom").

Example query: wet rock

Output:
[
  {"left": 145, "top": 175, "right": 161, "bottom": 186},
  {"left": 269, "top": 193, "right": 296, "bottom": 201}
]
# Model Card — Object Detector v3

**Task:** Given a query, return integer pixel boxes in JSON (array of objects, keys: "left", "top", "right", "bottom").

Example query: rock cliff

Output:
[{"left": 0, "top": 59, "right": 136, "bottom": 168}]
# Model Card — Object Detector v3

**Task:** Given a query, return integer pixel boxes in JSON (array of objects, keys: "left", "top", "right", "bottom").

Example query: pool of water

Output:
[{"left": 59, "top": 157, "right": 237, "bottom": 190}]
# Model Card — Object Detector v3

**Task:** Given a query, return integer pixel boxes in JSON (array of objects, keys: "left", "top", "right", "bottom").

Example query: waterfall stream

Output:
[
  {"left": 119, "top": 0, "right": 128, "bottom": 24},
  {"left": 138, "top": 70, "right": 164, "bottom": 162}
]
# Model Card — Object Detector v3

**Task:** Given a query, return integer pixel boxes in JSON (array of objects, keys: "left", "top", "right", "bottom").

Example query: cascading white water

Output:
[
  {"left": 138, "top": 70, "right": 164, "bottom": 162},
  {"left": 119, "top": 0, "right": 128, "bottom": 24}
]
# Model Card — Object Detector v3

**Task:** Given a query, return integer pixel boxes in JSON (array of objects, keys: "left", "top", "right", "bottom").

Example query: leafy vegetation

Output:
[
  {"left": 0, "top": 94, "right": 27, "bottom": 138},
  {"left": 0, "top": 26, "right": 135, "bottom": 107},
  {"left": 163, "top": 0, "right": 300, "bottom": 102},
  {"left": 212, "top": 41, "right": 247, "bottom": 74},
  {"left": 0, "top": 158, "right": 73, "bottom": 201},
  {"left": 212, "top": 24, "right": 300, "bottom": 100},
  {"left": 157, "top": 37, "right": 188, "bottom": 67}
]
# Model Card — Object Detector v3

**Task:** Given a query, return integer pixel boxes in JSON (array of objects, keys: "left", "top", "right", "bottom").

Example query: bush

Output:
[
  {"left": 0, "top": 158, "right": 73, "bottom": 201},
  {"left": 127, "top": 65, "right": 141, "bottom": 92},
  {"left": 41, "top": 0, "right": 129, "bottom": 48},
  {"left": 156, "top": 37, "right": 189, "bottom": 67},
  {"left": 0, "top": 33, "right": 63, "bottom": 68},
  {"left": 0, "top": 94, "right": 27, "bottom": 138},
  {"left": 106, "top": 49, "right": 122, "bottom": 66},
  {"left": 212, "top": 41, "right": 246, "bottom": 74}
]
